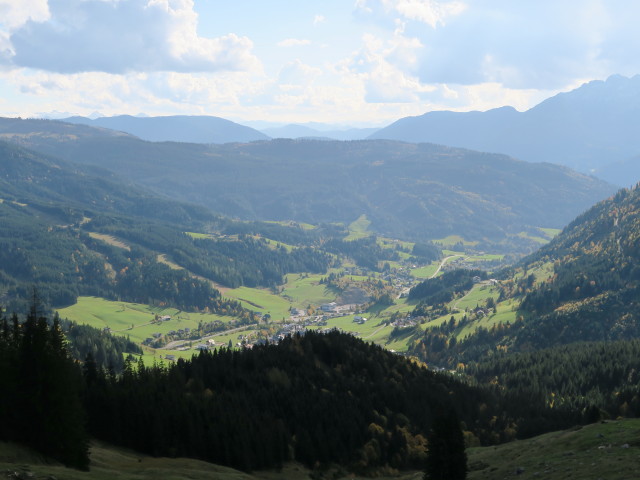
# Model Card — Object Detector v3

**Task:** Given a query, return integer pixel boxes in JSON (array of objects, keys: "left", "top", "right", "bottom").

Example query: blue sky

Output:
[{"left": 0, "top": 0, "right": 639, "bottom": 126}]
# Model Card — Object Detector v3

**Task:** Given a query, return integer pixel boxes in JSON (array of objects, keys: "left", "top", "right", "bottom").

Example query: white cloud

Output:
[
  {"left": 313, "top": 14, "right": 325, "bottom": 25},
  {"left": 389, "top": 0, "right": 466, "bottom": 28},
  {"left": 357, "top": 0, "right": 640, "bottom": 91},
  {"left": 278, "top": 59, "right": 321, "bottom": 87},
  {"left": 0, "top": 0, "right": 50, "bottom": 30},
  {"left": 2, "top": 0, "right": 260, "bottom": 74},
  {"left": 342, "top": 31, "right": 434, "bottom": 103},
  {"left": 356, "top": 0, "right": 466, "bottom": 28},
  {"left": 277, "top": 38, "right": 312, "bottom": 48}
]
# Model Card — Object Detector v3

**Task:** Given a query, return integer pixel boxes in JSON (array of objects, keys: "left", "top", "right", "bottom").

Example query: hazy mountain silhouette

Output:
[
  {"left": 370, "top": 74, "right": 640, "bottom": 183},
  {"left": 262, "top": 123, "right": 379, "bottom": 140},
  {"left": 63, "top": 114, "right": 269, "bottom": 144}
]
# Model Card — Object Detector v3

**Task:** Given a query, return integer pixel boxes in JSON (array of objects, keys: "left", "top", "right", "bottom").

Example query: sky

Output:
[{"left": 0, "top": 0, "right": 639, "bottom": 127}]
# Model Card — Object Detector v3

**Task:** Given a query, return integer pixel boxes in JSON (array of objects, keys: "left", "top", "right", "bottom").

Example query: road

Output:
[
  {"left": 430, "top": 255, "right": 465, "bottom": 278},
  {"left": 163, "top": 324, "right": 257, "bottom": 350}
]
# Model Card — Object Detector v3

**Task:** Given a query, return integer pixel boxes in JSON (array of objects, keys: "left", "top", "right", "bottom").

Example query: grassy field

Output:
[
  {"left": 5, "top": 419, "right": 639, "bottom": 480},
  {"left": 345, "top": 214, "right": 372, "bottom": 241},
  {"left": 433, "top": 235, "right": 478, "bottom": 247},
  {"left": 263, "top": 237, "right": 295, "bottom": 252},
  {"left": 57, "top": 296, "right": 235, "bottom": 344},
  {"left": 518, "top": 231, "right": 550, "bottom": 244},
  {"left": 185, "top": 231, "right": 214, "bottom": 239},
  {"left": 452, "top": 284, "right": 498, "bottom": 311},
  {"left": 0, "top": 440, "right": 424, "bottom": 480},
  {"left": 467, "top": 253, "right": 505, "bottom": 262},
  {"left": 538, "top": 227, "right": 562, "bottom": 238},
  {"left": 88, "top": 232, "right": 131, "bottom": 250},
  {"left": 468, "top": 419, "right": 640, "bottom": 480},
  {"left": 281, "top": 273, "right": 337, "bottom": 306},
  {"left": 411, "top": 263, "right": 440, "bottom": 279},
  {"left": 224, "top": 286, "right": 292, "bottom": 320}
]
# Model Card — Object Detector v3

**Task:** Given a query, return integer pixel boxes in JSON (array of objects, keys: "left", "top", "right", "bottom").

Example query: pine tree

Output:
[{"left": 424, "top": 408, "right": 467, "bottom": 480}]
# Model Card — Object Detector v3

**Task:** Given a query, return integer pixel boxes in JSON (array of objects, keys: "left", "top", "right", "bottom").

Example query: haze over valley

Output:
[{"left": 3, "top": 2, "right": 640, "bottom": 479}]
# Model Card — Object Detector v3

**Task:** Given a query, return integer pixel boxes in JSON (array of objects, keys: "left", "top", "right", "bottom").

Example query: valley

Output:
[
  {"left": 0, "top": 107, "right": 639, "bottom": 478},
  {"left": 4, "top": 2, "right": 640, "bottom": 479},
  {"left": 56, "top": 218, "right": 515, "bottom": 364}
]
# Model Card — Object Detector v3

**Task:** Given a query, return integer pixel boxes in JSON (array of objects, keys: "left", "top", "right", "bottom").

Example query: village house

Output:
[{"left": 320, "top": 302, "right": 338, "bottom": 312}]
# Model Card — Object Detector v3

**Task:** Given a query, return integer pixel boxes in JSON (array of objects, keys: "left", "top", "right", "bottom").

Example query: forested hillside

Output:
[
  {"left": 0, "top": 312, "right": 583, "bottom": 474},
  {"left": 407, "top": 185, "right": 640, "bottom": 373},
  {"left": 516, "top": 186, "right": 640, "bottom": 347},
  {"left": 0, "top": 117, "right": 615, "bottom": 245},
  {"left": 0, "top": 141, "right": 334, "bottom": 311}
]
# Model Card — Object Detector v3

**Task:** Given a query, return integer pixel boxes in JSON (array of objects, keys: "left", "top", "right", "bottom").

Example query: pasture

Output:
[
  {"left": 345, "top": 214, "right": 372, "bottom": 240},
  {"left": 224, "top": 286, "right": 292, "bottom": 320},
  {"left": 57, "top": 297, "right": 235, "bottom": 345}
]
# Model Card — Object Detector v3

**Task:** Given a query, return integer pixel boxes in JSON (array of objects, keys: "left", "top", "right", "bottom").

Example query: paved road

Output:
[
  {"left": 430, "top": 255, "right": 465, "bottom": 278},
  {"left": 164, "top": 324, "right": 257, "bottom": 350}
]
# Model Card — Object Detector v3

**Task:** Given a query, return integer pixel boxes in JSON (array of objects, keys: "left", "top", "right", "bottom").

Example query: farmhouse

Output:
[{"left": 320, "top": 302, "right": 338, "bottom": 312}]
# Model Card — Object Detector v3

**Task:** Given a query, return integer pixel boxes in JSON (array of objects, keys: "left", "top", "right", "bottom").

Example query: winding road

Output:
[{"left": 430, "top": 255, "right": 465, "bottom": 278}]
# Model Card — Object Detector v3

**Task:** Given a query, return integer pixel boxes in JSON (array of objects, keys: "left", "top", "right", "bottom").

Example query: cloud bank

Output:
[{"left": 2, "top": 0, "right": 259, "bottom": 74}]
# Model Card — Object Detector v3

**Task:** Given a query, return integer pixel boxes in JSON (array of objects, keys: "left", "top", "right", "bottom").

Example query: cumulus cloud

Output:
[
  {"left": 278, "top": 59, "right": 321, "bottom": 86},
  {"left": 277, "top": 38, "right": 312, "bottom": 47},
  {"left": 356, "top": 0, "right": 640, "bottom": 90},
  {"left": 2, "top": 0, "right": 259, "bottom": 74},
  {"left": 343, "top": 33, "right": 434, "bottom": 103},
  {"left": 313, "top": 15, "right": 325, "bottom": 25},
  {"left": 356, "top": 0, "right": 466, "bottom": 28}
]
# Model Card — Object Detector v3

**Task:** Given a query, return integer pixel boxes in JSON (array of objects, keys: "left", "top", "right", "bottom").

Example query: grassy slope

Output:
[
  {"left": 3, "top": 420, "right": 639, "bottom": 480},
  {"left": 468, "top": 419, "right": 640, "bottom": 480}
]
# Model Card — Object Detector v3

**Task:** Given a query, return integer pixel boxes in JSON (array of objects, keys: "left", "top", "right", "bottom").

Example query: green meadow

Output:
[
  {"left": 224, "top": 286, "right": 292, "bottom": 320},
  {"left": 281, "top": 273, "right": 337, "bottom": 306},
  {"left": 57, "top": 297, "right": 234, "bottom": 345},
  {"left": 345, "top": 214, "right": 372, "bottom": 240}
]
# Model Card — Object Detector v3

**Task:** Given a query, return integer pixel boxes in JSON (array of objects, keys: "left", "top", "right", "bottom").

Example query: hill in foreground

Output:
[{"left": 3, "top": 419, "right": 639, "bottom": 480}]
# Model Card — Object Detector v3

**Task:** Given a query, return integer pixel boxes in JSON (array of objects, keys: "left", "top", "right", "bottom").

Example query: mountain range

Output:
[
  {"left": 29, "top": 74, "right": 640, "bottom": 188},
  {"left": 0, "top": 118, "right": 615, "bottom": 245},
  {"left": 63, "top": 114, "right": 269, "bottom": 144},
  {"left": 370, "top": 74, "right": 640, "bottom": 184},
  {"left": 260, "top": 123, "right": 379, "bottom": 140},
  {"left": 6, "top": 76, "right": 640, "bottom": 479}
]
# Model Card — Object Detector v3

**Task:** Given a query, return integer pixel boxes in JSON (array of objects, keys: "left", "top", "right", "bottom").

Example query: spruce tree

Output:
[{"left": 424, "top": 408, "right": 467, "bottom": 480}]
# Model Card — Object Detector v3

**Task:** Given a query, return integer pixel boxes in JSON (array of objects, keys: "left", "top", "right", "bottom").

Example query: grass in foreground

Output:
[
  {"left": 4, "top": 419, "right": 639, "bottom": 480},
  {"left": 468, "top": 419, "right": 640, "bottom": 480}
]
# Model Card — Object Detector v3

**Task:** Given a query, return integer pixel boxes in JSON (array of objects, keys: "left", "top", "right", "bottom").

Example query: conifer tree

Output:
[{"left": 424, "top": 408, "right": 467, "bottom": 480}]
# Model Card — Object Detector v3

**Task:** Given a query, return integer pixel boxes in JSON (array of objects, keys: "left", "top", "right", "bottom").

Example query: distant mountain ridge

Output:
[
  {"left": 261, "top": 123, "right": 379, "bottom": 140},
  {"left": 63, "top": 114, "right": 269, "bottom": 144},
  {"left": 370, "top": 74, "right": 640, "bottom": 183},
  {"left": 0, "top": 118, "right": 616, "bottom": 245}
]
